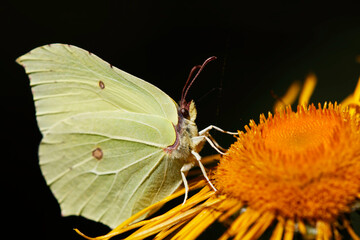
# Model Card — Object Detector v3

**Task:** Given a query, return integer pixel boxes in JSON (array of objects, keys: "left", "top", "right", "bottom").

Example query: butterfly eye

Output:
[{"left": 180, "top": 108, "right": 189, "bottom": 119}]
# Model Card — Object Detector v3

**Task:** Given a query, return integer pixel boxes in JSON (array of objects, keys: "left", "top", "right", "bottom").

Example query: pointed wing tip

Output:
[
  {"left": 16, "top": 43, "right": 66, "bottom": 65},
  {"left": 15, "top": 56, "right": 23, "bottom": 65}
]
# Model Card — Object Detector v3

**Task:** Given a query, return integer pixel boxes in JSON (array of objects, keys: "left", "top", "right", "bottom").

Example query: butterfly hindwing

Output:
[{"left": 40, "top": 111, "right": 183, "bottom": 228}]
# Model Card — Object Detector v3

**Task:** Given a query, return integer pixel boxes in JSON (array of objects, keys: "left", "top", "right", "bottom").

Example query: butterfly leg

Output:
[
  {"left": 206, "top": 134, "right": 227, "bottom": 152},
  {"left": 197, "top": 125, "right": 238, "bottom": 155},
  {"left": 199, "top": 125, "right": 238, "bottom": 136},
  {"left": 204, "top": 135, "right": 226, "bottom": 154},
  {"left": 191, "top": 150, "right": 217, "bottom": 192},
  {"left": 192, "top": 135, "right": 225, "bottom": 155},
  {"left": 181, "top": 162, "right": 194, "bottom": 204}
]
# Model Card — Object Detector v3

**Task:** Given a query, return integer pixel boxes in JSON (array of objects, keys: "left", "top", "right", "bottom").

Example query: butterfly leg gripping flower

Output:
[
  {"left": 180, "top": 162, "right": 195, "bottom": 204},
  {"left": 191, "top": 150, "right": 217, "bottom": 193}
]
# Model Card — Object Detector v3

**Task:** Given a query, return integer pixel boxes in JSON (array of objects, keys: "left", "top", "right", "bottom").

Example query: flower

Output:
[{"left": 77, "top": 74, "right": 360, "bottom": 240}]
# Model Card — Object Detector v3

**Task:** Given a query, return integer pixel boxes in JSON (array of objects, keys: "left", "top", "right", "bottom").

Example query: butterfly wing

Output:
[
  {"left": 17, "top": 44, "right": 186, "bottom": 228},
  {"left": 40, "top": 111, "right": 183, "bottom": 228},
  {"left": 16, "top": 44, "right": 178, "bottom": 133}
]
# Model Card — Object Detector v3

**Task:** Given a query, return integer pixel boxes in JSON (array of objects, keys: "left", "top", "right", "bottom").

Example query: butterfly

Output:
[{"left": 17, "top": 44, "right": 233, "bottom": 228}]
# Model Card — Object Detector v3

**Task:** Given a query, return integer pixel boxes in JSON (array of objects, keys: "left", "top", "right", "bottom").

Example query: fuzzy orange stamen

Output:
[{"left": 216, "top": 103, "right": 360, "bottom": 221}]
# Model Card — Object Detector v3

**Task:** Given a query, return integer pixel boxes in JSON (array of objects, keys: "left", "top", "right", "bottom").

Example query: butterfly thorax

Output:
[{"left": 165, "top": 101, "right": 202, "bottom": 163}]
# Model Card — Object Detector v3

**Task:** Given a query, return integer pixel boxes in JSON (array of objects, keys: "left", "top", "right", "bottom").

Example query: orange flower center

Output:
[{"left": 215, "top": 103, "right": 360, "bottom": 221}]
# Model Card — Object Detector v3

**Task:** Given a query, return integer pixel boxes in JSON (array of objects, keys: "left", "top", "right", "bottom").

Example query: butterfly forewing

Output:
[{"left": 17, "top": 44, "right": 178, "bottom": 133}]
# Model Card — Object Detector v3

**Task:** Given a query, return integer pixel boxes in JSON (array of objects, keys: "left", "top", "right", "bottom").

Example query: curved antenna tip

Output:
[{"left": 180, "top": 56, "right": 218, "bottom": 107}]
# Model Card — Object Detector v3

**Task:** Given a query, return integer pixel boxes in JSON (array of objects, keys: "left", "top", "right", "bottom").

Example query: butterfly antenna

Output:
[
  {"left": 181, "top": 56, "right": 217, "bottom": 106},
  {"left": 181, "top": 65, "right": 201, "bottom": 105}
]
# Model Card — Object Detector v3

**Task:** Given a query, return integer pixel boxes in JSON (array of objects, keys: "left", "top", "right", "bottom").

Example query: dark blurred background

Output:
[{"left": 3, "top": 1, "right": 360, "bottom": 239}]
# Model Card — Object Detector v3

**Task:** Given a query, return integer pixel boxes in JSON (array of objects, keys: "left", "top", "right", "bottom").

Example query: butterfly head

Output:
[{"left": 179, "top": 100, "right": 197, "bottom": 122}]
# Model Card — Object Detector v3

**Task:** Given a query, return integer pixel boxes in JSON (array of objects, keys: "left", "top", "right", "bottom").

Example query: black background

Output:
[{"left": 3, "top": 1, "right": 360, "bottom": 239}]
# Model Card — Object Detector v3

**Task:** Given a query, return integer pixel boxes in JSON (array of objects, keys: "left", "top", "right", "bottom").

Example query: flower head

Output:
[{"left": 216, "top": 102, "right": 360, "bottom": 222}]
